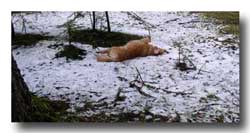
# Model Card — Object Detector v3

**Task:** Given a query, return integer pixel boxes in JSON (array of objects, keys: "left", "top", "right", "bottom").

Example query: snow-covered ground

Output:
[{"left": 12, "top": 12, "right": 239, "bottom": 122}]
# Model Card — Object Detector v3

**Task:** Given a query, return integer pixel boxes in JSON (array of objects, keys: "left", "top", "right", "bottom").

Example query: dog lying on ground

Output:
[{"left": 96, "top": 37, "right": 166, "bottom": 62}]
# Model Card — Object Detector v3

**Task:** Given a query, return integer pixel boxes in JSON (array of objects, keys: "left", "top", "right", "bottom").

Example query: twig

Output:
[
  {"left": 142, "top": 83, "right": 192, "bottom": 96},
  {"left": 97, "top": 97, "right": 108, "bottom": 103},
  {"left": 199, "top": 70, "right": 213, "bottom": 73},
  {"left": 182, "top": 54, "right": 197, "bottom": 70},
  {"left": 114, "top": 88, "right": 122, "bottom": 102},
  {"left": 113, "top": 88, "right": 126, "bottom": 106},
  {"left": 129, "top": 67, "right": 154, "bottom": 97},
  {"left": 198, "top": 62, "right": 206, "bottom": 75},
  {"left": 134, "top": 68, "right": 191, "bottom": 97},
  {"left": 135, "top": 67, "right": 144, "bottom": 85},
  {"left": 178, "top": 19, "right": 210, "bottom": 25},
  {"left": 192, "top": 62, "right": 206, "bottom": 78},
  {"left": 178, "top": 46, "right": 181, "bottom": 64},
  {"left": 147, "top": 27, "right": 151, "bottom": 41},
  {"left": 126, "top": 67, "right": 193, "bottom": 97},
  {"left": 162, "top": 89, "right": 192, "bottom": 96},
  {"left": 125, "top": 12, "right": 156, "bottom": 28},
  {"left": 176, "top": 47, "right": 196, "bottom": 71},
  {"left": 131, "top": 82, "right": 154, "bottom": 97},
  {"left": 193, "top": 62, "right": 214, "bottom": 78},
  {"left": 69, "top": 12, "right": 86, "bottom": 22},
  {"left": 165, "top": 18, "right": 180, "bottom": 23}
]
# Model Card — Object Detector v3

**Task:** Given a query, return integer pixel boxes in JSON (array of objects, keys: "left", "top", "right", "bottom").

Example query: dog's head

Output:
[{"left": 152, "top": 46, "right": 167, "bottom": 55}]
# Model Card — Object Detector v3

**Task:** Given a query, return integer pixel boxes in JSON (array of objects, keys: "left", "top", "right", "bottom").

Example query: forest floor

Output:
[{"left": 12, "top": 12, "right": 240, "bottom": 122}]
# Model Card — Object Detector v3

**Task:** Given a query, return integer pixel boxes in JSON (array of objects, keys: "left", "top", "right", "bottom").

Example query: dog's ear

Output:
[{"left": 141, "top": 37, "right": 150, "bottom": 43}]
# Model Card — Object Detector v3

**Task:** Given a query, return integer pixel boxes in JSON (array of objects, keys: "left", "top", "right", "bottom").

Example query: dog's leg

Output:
[
  {"left": 96, "top": 49, "right": 110, "bottom": 54},
  {"left": 97, "top": 55, "right": 115, "bottom": 62}
]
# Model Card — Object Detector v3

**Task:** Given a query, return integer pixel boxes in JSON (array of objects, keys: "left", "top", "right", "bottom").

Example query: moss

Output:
[
  {"left": 70, "top": 29, "right": 143, "bottom": 48},
  {"left": 199, "top": 97, "right": 208, "bottom": 103},
  {"left": 29, "top": 94, "right": 175, "bottom": 122},
  {"left": 215, "top": 115, "right": 225, "bottom": 123},
  {"left": 12, "top": 33, "right": 52, "bottom": 46},
  {"left": 206, "top": 94, "right": 220, "bottom": 101},
  {"left": 30, "top": 93, "right": 70, "bottom": 122},
  {"left": 202, "top": 12, "right": 239, "bottom": 24},
  {"left": 63, "top": 114, "right": 85, "bottom": 122},
  {"left": 55, "top": 45, "right": 87, "bottom": 60},
  {"left": 201, "top": 12, "right": 239, "bottom": 36},
  {"left": 221, "top": 24, "right": 240, "bottom": 36}
]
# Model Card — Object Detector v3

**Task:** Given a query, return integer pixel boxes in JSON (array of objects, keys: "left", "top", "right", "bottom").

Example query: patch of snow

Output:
[{"left": 12, "top": 12, "right": 239, "bottom": 122}]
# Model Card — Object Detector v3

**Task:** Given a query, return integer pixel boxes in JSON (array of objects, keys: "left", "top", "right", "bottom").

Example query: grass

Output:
[
  {"left": 70, "top": 29, "right": 143, "bottom": 48},
  {"left": 29, "top": 93, "right": 176, "bottom": 122},
  {"left": 206, "top": 94, "right": 220, "bottom": 101},
  {"left": 30, "top": 93, "right": 71, "bottom": 122},
  {"left": 55, "top": 45, "right": 87, "bottom": 60},
  {"left": 12, "top": 33, "right": 52, "bottom": 46},
  {"left": 68, "top": 111, "right": 172, "bottom": 122},
  {"left": 201, "top": 12, "right": 239, "bottom": 36},
  {"left": 29, "top": 92, "right": 183, "bottom": 122},
  {"left": 222, "top": 24, "right": 239, "bottom": 36}
]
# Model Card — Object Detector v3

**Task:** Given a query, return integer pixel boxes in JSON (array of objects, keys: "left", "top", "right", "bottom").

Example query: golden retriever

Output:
[{"left": 96, "top": 37, "right": 166, "bottom": 62}]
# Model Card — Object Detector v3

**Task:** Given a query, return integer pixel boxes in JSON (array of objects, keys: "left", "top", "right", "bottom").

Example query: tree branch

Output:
[{"left": 129, "top": 67, "right": 153, "bottom": 97}]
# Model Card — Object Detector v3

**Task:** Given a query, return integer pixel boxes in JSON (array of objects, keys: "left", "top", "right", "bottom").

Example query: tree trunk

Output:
[
  {"left": 105, "top": 11, "right": 111, "bottom": 32},
  {"left": 67, "top": 23, "right": 72, "bottom": 45},
  {"left": 12, "top": 56, "right": 32, "bottom": 122},
  {"left": 11, "top": 22, "right": 15, "bottom": 41},
  {"left": 92, "top": 11, "right": 96, "bottom": 31}
]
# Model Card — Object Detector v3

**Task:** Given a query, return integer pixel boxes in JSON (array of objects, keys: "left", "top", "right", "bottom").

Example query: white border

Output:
[{"left": 1, "top": 0, "right": 249, "bottom": 133}]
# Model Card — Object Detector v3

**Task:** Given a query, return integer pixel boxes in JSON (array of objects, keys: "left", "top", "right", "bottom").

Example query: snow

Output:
[{"left": 12, "top": 12, "right": 239, "bottom": 123}]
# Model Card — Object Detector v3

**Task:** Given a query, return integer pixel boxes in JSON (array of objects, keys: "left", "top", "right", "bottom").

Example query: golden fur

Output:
[{"left": 96, "top": 38, "right": 166, "bottom": 62}]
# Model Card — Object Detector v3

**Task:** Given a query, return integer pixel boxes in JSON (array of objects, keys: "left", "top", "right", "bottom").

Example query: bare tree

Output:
[
  {"left": 92, "top": 11, "right": 96, "bottom": 30},
  {"left": 11, "top": 22, "right": 15, "bottom": 40},
  {"left": 105, "top": 11, "right": 111, "bottom": 32},
  {"left": 66, "top": 22, "right": 72, "bottom": 45}
]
